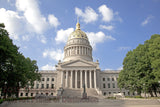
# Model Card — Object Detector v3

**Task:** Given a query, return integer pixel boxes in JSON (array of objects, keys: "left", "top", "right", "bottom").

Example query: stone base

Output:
[{"left": 82, "top": 93, "right": 87, "bottom": 99}]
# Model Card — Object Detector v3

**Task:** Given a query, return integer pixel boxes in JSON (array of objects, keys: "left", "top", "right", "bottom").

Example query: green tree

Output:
[
  {"left": 0, "top": 23, "right": 41, "bottom": 98},
  {"left": 118, "top": 34, "right": 160, "bottom": 97}
]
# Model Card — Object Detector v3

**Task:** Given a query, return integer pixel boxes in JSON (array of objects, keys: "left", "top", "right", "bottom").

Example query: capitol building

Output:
[{"left": 19, "top": 22, "right": 132, "bottom": 98}]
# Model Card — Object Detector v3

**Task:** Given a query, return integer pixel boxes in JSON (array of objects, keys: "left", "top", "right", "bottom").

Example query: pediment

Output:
[{"left": 61, "top": 59, "right": 96, "bottom": 67}]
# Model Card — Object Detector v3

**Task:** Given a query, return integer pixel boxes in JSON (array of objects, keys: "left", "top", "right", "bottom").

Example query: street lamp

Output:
[{"left": 143, "top": 83, "right": 146, "bottom": 98}]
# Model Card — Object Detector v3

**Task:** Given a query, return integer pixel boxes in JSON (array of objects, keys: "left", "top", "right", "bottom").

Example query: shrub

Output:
[
  {"left": 106, "top": 97, "right": 116, "bottom": 99},
  {"left": 0, "top": 99, "right": 3, "bottom": 104}
]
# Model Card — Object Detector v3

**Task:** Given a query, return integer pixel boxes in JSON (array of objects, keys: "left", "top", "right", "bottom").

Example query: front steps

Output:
[{"left": 62, "top": 88, "right": 99, "bottom": 98}]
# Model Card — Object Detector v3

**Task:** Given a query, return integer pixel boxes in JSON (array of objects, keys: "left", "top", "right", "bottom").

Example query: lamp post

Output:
[
  {"left": 143, "top": 83, "right": 146, "bottom": 98},
  {"left": 4, "top": 81, "right": 7, "bottom": 99}
]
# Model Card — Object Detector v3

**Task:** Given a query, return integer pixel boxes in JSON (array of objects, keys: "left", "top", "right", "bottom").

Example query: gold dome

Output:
[{"left": 68, "top": 22, "right": 88, "bottom": 40}]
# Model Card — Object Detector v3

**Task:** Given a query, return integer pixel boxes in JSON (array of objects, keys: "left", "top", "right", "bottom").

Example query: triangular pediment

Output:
[{"left": 61, "top": 59, "right": 96, "bottom": 67}]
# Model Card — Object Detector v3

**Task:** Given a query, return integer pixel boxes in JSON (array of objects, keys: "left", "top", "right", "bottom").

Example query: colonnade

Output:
[
  {"left": 61, "top": 70, "right": 97, "bottom": 89},
  {"left": 64, "top": 46, "right": 92, "bottom": 57}
]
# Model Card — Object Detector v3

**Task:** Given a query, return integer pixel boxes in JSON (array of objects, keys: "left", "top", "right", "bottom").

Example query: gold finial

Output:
[{"left": 76, "top": 16, "right": 80, "bottom": 30}]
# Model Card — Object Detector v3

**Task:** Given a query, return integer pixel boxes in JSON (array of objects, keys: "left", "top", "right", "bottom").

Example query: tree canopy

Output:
[
  {"left": 0, "top": 23, "right": 41, "bottom": 98},
  {"left": 118, "top": 34, "right": 160, "bottom": 97}
]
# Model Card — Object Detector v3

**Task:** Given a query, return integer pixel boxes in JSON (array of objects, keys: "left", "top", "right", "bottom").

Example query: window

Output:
[
  {"left": 103, "top": 92, "right": 106, "bottom": 96},
  {"left": 52, "top": 78, "right": 54, "bottom": 81},
  {"left": 36, "top": 84, "right": 39, "bottom": 89},
  {"left": 42, "top": 78, "right": 44, "bottom": 81},
  {"left": 108, "top": 83, "right": 110, "bottom": 88},
  {"left": 41, "top": 84, "right": 44, "bottom": 88},
  {"left": 31, "top": 93, "right": 33, "bottom": 96},
  {"left": 46, "top": 84, "right": 49, "bottom": 89},
  {"left": 51, "top": 93, "right": 53, "bottom": 95},
  {"left": 51, "top": 84, "right": 54, "bottom": 89},
  {"left": 128, "top": 92, "right": 130, "bottom": 95},
  {"left": 26, "top": 93, "right": 28, "bottom": 96},
  {"left": 102, "top": 78, "right": 105, "bottom": 81},
  {"left": 112, "top": 78, "right": 114, "bottom": 81},
  {"left": 103, "top": 83, "right": 106, "bottom": 88},
  {"left": 41, "top": 93, "right": 43, "bottom": 95},
  {"left": 20, "top": 93, "right": 23, "bottom": 96},
  {"left": 107, "top": 78, "right": 110, "bottom": 81},
  {"left": 109, "top": 92, "right": 111, "bottom": 94},
  {"left": 112, "top": 83, "right": 115, "bottom": 88},
  {"left": 123, "top": 92, "right": 125, "bottom": 95},
  {"left": 47, "top": 78, "right": 49, "bottom": 81}
]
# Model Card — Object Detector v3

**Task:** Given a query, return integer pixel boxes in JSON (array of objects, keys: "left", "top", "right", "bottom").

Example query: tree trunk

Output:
[{"left": 149, "top": 91, "right": 154, "bottom": 97}]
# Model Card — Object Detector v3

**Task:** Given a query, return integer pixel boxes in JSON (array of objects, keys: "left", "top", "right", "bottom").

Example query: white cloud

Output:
[
  {"left": 105, "top": 68, "right": 113, "bottom": 70},
  {"left": 16, "top": 0, "right": 49, "bottom": 34},
  {"left": 41, "top": 64, "right": 55, "bottom": 70},
  {"left": 0, "top": 8, "right": 25, "bottom": 40},
  {"left": 43, "top": 49, "right": 64, "bottom": 61},
  {"left": 22, "top": 35, "right": 30, "bottom": 41},
  {"left": 75, "top": 7, "right": 98, "bottom": 23},
  {"left": 98, "top": 5, "right": 114, "bottom": 22},
  {"left": 118, "top": 46, "right": 131, "bottom": 51},
  {"left": 99, "top": 25, "right": 114, "bottom": 31},
  {"left": 0, "top": 0, "right": 60, "bottom": 42},
  {"left": 117, "top": 66, "right": 123, "bottom": 70},
  {"left": 87, "top": 31, "right": 115, "bottom": 49},
  {"left": 55, "top": 28, "right": 74, "bottom": 44},
  {"left": 48, "top": 14, "right": 60, "bottom": 28},
  {"left": 38, "top": 35, "right": 47, "bottom": 44},
  {"left": 141, "top": 15, "right": 154, "bottom": 26}
]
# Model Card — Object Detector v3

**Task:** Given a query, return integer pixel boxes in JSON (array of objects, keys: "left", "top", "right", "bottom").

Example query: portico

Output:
[{"left": 61, "top": 70, "right": 97, "bottom": 89}]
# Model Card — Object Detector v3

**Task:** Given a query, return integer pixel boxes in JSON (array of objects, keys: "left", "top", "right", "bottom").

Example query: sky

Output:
[{"left": 0, "top": 0, "right": 160, "bottom": 71}]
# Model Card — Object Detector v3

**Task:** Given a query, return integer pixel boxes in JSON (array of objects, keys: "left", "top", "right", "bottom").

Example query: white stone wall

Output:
[
  {"left": 19, "top": 71, "right": 57, "bottom": 97},
  {"left": 99, "top": 70, "right": 135, "bottom": 96}
]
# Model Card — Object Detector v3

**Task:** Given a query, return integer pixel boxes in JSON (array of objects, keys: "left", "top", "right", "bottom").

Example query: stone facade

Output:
[{"left": 19, "top": 22, "right": 131, "bottom": 97}]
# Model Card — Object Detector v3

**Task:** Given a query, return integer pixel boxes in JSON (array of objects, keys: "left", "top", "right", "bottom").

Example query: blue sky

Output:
[{"left": 0, "top": 0, "right": 160, "bottom": 70}]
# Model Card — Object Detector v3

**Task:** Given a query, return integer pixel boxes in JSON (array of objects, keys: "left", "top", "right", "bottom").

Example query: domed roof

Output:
[{"left": 68, "top": 22, "right": 88, "bottom": 40}]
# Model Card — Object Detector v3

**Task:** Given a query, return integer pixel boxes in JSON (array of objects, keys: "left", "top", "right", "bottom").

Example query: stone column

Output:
[
  {"left": 75, "top": 70, "right": 77, "bottom": 88},
  {"left": 90, "top": 71, "right": 92, "bottom": 88},
  {"left": 85, "top": 70, "right": 88, "bottom": 88},
  {"left": 80, "top": 70, "right": 83, "bottom": 88},
  {"left": 94, "top": 70, "right": 97, "bottom": 88},
  {"left": 61, "top": 71, "right": 63, "bottom": 87},
  {"left": 70, "top": 71, "right": 73, "bottom": 88},
  {"left": 66, "top": 71, "right": 68, "bottom": 88}
]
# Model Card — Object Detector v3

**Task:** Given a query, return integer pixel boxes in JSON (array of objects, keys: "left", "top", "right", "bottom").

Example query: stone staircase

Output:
[{"left": 62, "top": 88, "right": 99, "bottom": 98}]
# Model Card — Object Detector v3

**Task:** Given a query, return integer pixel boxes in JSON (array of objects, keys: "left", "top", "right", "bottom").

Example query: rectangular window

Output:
[
  {"left": 26, "top": 93, "right": 28, "bottom": 96},
  {"left": 52, "top": 78, "right": 54, "bottom": 81},
  {"left": 41, "top": 84, "right": 44, "bottom": 88},
  {"left": 112, "top": 78, "right": 114, "bottom": 81},
  {"left": 42, "top": 78, "right": 44, "bottom": 81},
  {"left": 103, "top": 83, "right": 106, "bottom": 88},
  {"left": 46, "top": 84, "right": 49, "bottom": 89},
  {"left": 108, "top": 83, "right": 110, "bottom": 88},
  {"left": 123, "top": 92, "right": 125, "bottom": 95},
  {"left": 112, "top": 83, "right": 115, "bottom": 88},
  {"left": 36, "top": 84, "right": 39, "bottom": 89},
  {"left": 31, "top": 93, "right": 33, "bottom": 96},
  {"left": 47, "top": 78, "right": 49, "bottom": 81},
  {"left": 51, "top": 84, "right": 54, "bottom": 89},
  {"left": 51, "top": 93, "right": 53, "bottom": 95},
  {"left": 102, "top": 78, "right": 105, "bottom": 81},
  {"left": 20, "top": 93, "right": 23, "bottom": 96},
  {"left": 109, "top": 92, "right": 111, "bottom": 94},
  {"left": 107, "top": 78, "right": 110, "bottom": 81}
]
